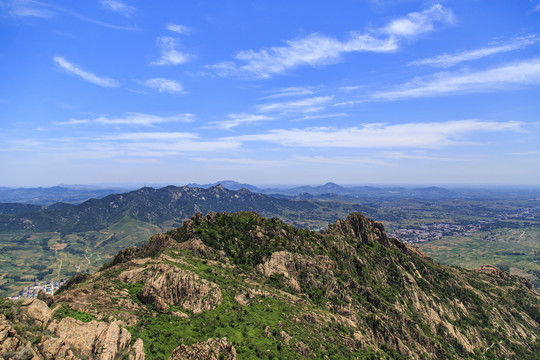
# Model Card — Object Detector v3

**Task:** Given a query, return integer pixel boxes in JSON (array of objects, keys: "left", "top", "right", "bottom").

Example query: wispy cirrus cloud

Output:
[
  {"left": 53, "top": 56, "right": 119, "bottom": 87},
  {"left": 235, "top": 120, "right": 522, "bottom": 148},
  {"left": 262, "top": 86, "right": 315, "bottom": 99},
  {"left": 410, "top": 35, "right": 539, "bottom": 68},
  {"left": 101, "top": 0, "right": 137, "bottom": 17},
  {"left": 151, "top": 37, "right": 192, "bottom": 66},
  {"left": 97, "top": 132, "right": 197, "bottom": 141},
  {"left": 140, "top": 78, "right": 185, "bottom": 94},
  {"left": 167, "top": 24, "right": 191, "bottom": 35},
  {"left": 207, "top": 4, "right": 452, "bottom": 79},
  {"left": 209, "top": 113, "right": 274, "bottom": 130},
  {"left": 371, "top": 58, "right": 540, "bottom": 100},
  {"left": 93, "top": 133, "right": 240, "bottom": 155},
  {"left": 207, "top": 33, "right": 397, "bottom": 79},
  {"left": 5, "top": 132, "right": 241, "bottom": 160},
  {"left": 380, "top": 3, "right": 454, "bottom": 38},
  {"left": 3, "top": 0, "right": 54, "bottom": 17},
  {"left": 257, "top": 96, "right": 333, "bottom": 113},
  {"left": 4, "top": 0, "right": 136, "bottom": 30},
  {"left": 54, "top": 112, "right": 195, "bottom": 126}
]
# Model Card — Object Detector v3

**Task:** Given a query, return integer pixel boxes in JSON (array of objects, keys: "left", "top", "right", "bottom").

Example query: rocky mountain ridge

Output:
[{"left": 1, "top": 211, "right": 539, "bottom": 359}]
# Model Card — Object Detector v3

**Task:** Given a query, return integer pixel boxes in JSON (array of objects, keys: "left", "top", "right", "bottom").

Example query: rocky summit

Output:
[{"left": 1, "top": 211, "right": 539, "bottom": 359}]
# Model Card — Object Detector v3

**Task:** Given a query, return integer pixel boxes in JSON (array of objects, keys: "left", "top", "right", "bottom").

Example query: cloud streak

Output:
[
  {"left": 4, "top": 0, "right": 54, "bottom": 18},
  {"left": 262, "top": 87, "right": 315, "bottom": 99},
  {"left": 235, "top": 120, "right": 522, "bottom": 148},
  {"left": 210, "top": 113, "right": 274, "bottom": 130},
  {"left": 410, "top": 35, "right": 539, "bottom": 68},
  {"left": 167, "top": 24, "right": 191, "bottom": 35},
  {"left": 207, "top": 4, "right": 452, "bottom": 78},
  {"left": 53, "top": 56, "right": 119, "bottom": 87},
  {"left": 381, "top": 4, "right": 454, "bottom": 38},
  {"left": 101, "top": 0, "right": 137, "bottom": 17},
  {"left": 257, "top": 96, "right": 333, "bottom": 113},
  {"left": 208, "top": 33, "right": 397, "bottom": 79},
  {"left": 151, "top": 37, "right": 192, "bottom": 66},
  {"left": 140, "top": 78, "right": 185, "bottom": 94},
  {"left": 5, "top": 0, "right": 136, "bottom": 30},
  {"left": 372, "top": 58, "right": 540, "bottom": 100},
  {"left": 55, "top": 112, "right": 195, "bottom": 126}
]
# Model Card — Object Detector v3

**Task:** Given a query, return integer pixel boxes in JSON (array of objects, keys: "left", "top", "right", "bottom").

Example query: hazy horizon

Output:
[
  {"left": 2, "top": 180, "right": 540, "bottom": 190},
  {"left": 1, "top": 1, "right": 539, "bottom": 187}
]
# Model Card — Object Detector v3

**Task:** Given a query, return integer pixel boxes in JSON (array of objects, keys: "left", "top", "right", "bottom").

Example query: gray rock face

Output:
[
  {"left": 136, "top": 263, "right": 222, "bottom": 313},
  {"left": 0, "top": 299, "right": 145, "bottom": 360},
  {"left": 169, "top": 338, "right": 236, "bottom": 360}
]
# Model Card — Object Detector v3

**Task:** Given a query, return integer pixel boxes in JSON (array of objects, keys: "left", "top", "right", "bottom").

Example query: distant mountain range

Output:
[
  {"left": 188, "top": 180, "right": 540, "bottom": 200},
  {"left": 2, "top": 181, "right": 539, "bottom": 206},
  {"left": 0, "top": 185, "right": 376, "bottom": 233}
]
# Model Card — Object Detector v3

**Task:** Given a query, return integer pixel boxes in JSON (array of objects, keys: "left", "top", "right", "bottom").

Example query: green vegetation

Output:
[{"left": 54, "top": 304, "right": 95, "bottom": 323}]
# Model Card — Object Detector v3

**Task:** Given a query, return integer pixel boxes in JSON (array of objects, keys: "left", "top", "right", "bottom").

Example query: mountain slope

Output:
[
  {"left": 0, "top": 185, "right": 374, "bottom": 234},
  {"left": 5, "top": 211, "right": 537, "bottom": 359},
  {"left": 0, "top": 186, "right": 377, "bottom": 296}
]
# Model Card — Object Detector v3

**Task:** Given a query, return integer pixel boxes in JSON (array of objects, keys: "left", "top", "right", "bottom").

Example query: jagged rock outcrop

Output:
[
  {"left": 0, "top": 314, "right": 40, "bottom": 359},
  {"left": 169, "top": 338, "right": 236, "bottom": 360},
  {"left": 136, "top": 264, "right": 222, "bottom": 313},
  {"left": 257, "top": 251, "right": 336, "bottom": 292},
  {"left": 329, "top": 212, "right": 390, "bottom": 247},
  {"left": 20, "top": 298, "right": 52, "bottom": 327},
  {"left": 129, "top": 338, "right": 145, "bottom": 360},
  {"left": 0, "top": 298, "right": 145, "bottom": 360}
]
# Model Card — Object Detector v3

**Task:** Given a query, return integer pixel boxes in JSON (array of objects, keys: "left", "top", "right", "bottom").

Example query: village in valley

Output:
[{"left": 7, "top": 278, "right": 67, "bottom": 301}]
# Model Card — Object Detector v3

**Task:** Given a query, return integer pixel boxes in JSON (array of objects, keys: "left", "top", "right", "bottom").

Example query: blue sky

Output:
[{"left": 1, "top": 0, "right": 539, "bottom": 187}]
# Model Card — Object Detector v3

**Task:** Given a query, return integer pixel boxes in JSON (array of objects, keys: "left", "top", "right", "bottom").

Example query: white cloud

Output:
[
  {"left": 151, "top": 37, "right": 192, "bottom": 66},
  {"left": 101, "top": 0, "right": 136, "bottom": 17},
  {"left": 53, "top": 56, "right": 119, "bottom": 87},
  {"left": 3, "top": 0, "right": 55, "bottom": 18},
  {"left": 141, "top": 78, "right": 185, "bottom": 94},
  {"left": 114, "top": 139, "right": 241, "bottom": 154},
  {"left": 209, "top": 113, "right": 273, "bottom": 130},
  {"left": 257, "top": 96, "right": 333, "bottom": 113},
  {"left": 207, "top": 4, "right": 453, "bottom": 78},
  {"left": 235, "top": 120, "right": 522, "bottom": 148},
  {"left": 55, "top": 112, "right": 195, "bottom": 126},
  {"left": 98, "top": 132, "right": 197, "bottom": 141},
  {"left": 262, "top": 87, "right": 315, "bottom": 99},
  {"left": 208, "top": 33, "right": 397, "bottom": 78},
  {"left": 410, "top": 35, "right": 539, "bottom": 68},
  {"left": 381, "top": 4, "right": 454, "bottom": 38},
  {"left": 372, "top": 58, "right": 540, "bottom": 100},
  {"left": 167, "top": 24, "right": 191, "bottom": 35},
  {"left": 5, "top": 131, "right": 241, "bottom": 160},
  {"left": 300, "top": 113, "right": 348, "bottom": 121},
  {"left": 4, "top": 1, "right": 136, "bottom": 30}
]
